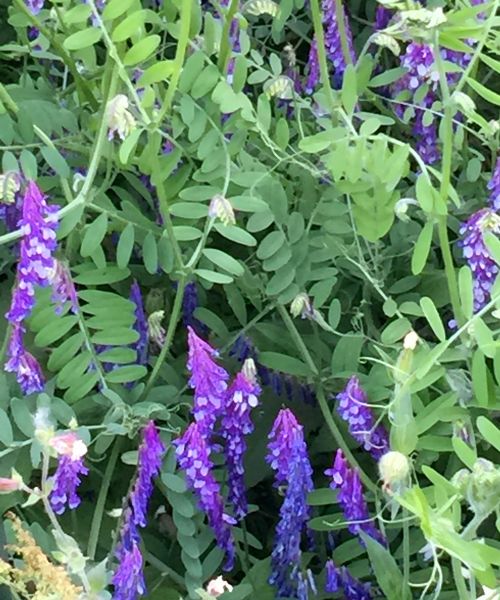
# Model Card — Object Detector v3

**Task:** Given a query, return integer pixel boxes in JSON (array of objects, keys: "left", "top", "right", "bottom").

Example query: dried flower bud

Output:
[
  {"left": 208, "top": 195, "right": 235, "bottom": 226},
  {"left": 242, "top": 358, "right": 257, "bottom": 383},
  {"left": 403, "top": 331, "right": 419, "bottom": 350},
  {"left": 106, "top": 94, "right": 136, "bottom": 141},
  {"left": 148, "top": 310, "right": 166, "bottom": 347},
  {"left": 379, "top": 451, "right": 410, "bottom": 493},
  {"left": 206, "top": 575, "right": 233, "bottom": 597},
  {"left": 0, "top": 171, "right": 21, "bottom": 205}
]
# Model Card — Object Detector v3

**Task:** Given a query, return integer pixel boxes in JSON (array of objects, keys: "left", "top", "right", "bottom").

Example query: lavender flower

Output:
[
  {"left": 48, "top": 433, "right": 89, "bottom": 515},
  {"left": 130, "top": 280, "right": 148, "bottom": 365},
  {"left": 326, "top": 449, "right": 384, "bottom": 545},
  {"left": 174, "top": 422, "right": 236, "bottom": 569},
  {"left": 336, "top": 376, "right": 389, "bottom": 460},
  {"left": 266, "top": 409, "right": 314, "bottom": 597},
  {"left": 221, "top": 361, "right": 261, "bottom": 519},
  {"left": 50, "top": 260, "right": 78, "bottom": 314},
  {"left": 83, "top": 0, "right": 106, "bottom": 26},
  {"left": 25, "top": 0, "right": 44, "bottom": 14},
  {"left": 187, "top": 326, "right": 230, "bottom": 429},
  {"left": 182, "top": 281, "right": 208, "bottom": 336},
  {"left": 306, "top": 0, "right": 356, "bottom": 93},
  {"left": 487, "top": 157, "right": 500, "bottom": 211},
  {"left": 325, "top": 560, "right": 372, "bottom": 599},
  {"left": 130, "top": 421, "right": 165, "bottom": 527},
  {"left": 6, "top": 181, "right": 59, "bottom": 324},
  {"left": 5, "top": 324, "right": 44, "bottom": 395},
  {"left": 112, "top": 530, "right": 146, "bottom": 600},
  {"left": 460, "top": 208, "right": 500, "bottom": 311}
]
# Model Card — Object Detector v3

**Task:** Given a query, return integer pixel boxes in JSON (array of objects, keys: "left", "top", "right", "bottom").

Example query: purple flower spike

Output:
[
  {"left": 488, "top": 157, "right": 500, "bottom": 211},
  {"left": 5, "top": 324, "right": 45, "bottom": 395},
  {"left": 326, "top": 449, "right": 384, "bottom": 546},
  {"left": 326, "top": 560, "right": 372, "bottom": 599},
  {"left": 25, "top": 0, "right": 44, "bottom": 14},
  {"left": 221, "top": 362, "right": 261, "bottom": 520},
  {"left": 460, "top": 208, "right": 500, "bottom": 312},
  {"left": 187, "top": 326, "right": 230, "bottom": 430},
  {"left": 130, "top": 280, "right": 148, "bottom": 365},
  {"left": 266, "top": 409, "right": 314, "bottom": 598},
  {"left": 175, "top": 422, "right": 235, "bottom": 570},
  {"left": 112, "top": 537, "right": 146, "bottom": 600},
  {"left": 6, "top": 181, "right": 59, "bottom": 324},
  {"left": 48, "top": 433, "right": 89, "bottom": 515},
  {"left": 336, "top": 376, "right": 389, "bottom": 460},
  {"left": 130, "top": 421, "right": 165, "bottom": 528}
]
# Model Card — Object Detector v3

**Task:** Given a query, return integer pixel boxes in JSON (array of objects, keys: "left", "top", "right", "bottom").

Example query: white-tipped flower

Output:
[
  {"left": 242, "top": 358, "right": 257, "bottom": 383},
  {"left": 148, "top": 310, "right": 166, "bottom": 347},
  {"left": 106, "top": 94, "right": 136, "bottom": 141},
  {"left": 403, "top": 330, "right": 419, "bottom": 350},
  {"left": 379, "top": 451, "right": 410, "bottom": 493},
  {"left": 206, "top": 576, "right": 233, "bottom": 597},
  {"left": 208, "top": 195, "right": 235, "bottom": 226}
]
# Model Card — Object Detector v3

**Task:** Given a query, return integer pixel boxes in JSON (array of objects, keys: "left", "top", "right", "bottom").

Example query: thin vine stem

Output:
[
  {"left": 309, "top": 0, "right": 336, "bottom": 115},
  {"left": 277, "top": 305, "right": 378, "bottom": 494}
]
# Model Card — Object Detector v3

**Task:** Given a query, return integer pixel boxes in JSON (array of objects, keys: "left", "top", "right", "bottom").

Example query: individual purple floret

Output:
[
  {"left": 266, "top": 409, "right": 314, "bottom": 598},
  {"left": 221, "top": 361, "right": 261, "bottom": 520},
  {"left": 487, "top": 157, "right": 500, "bottom": 211},
  {"left": 5, "top": 181, "right": 59, "bottom": 324},
  {"left": 50, "top": 260, "right": 78, "bottom": 314},
  {"left": 174, "top": 422, "right": 236, "bottom": 570},
  {"left": 25, "top": 0, "right": 44, "bottom": 14},
  {"left": 130, "top": 421, "right": 165, "bottom": 527},
  {"left": 187, "top": 326, "right": 230, "bottom": 430},
  {"left": 336, "top": 376, "right": 389, "bottom": 460},
  {"left": 48, "top": 433, "right": 89, "bottom": 515},
  {"left": 460, "top": 208, "right": 500, "bottom": 312},
  {"left": 326, "top": 449, "right": 384, "bottom": 545},
  {"left": 83, "top": 0, "right": 106, "bottom": 26},
  {"left": 325, "top": 559, "right": 372, "bottom": 599},
  {"left": 306, "top": 0, "right": 356, "bottom": 93},
  {"left": 130, "top": 280, "right": 148, "bottom": 365},
  {"left": 5, "top": 324, "right": 44, "bottom": 395}
]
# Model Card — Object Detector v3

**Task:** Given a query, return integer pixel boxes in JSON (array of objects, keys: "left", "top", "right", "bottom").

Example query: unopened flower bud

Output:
[
  {"left": 242, "top": 358, "right": 257, "bottom": 383},
  {"left": 106, "top": 94, "right": 136, "bottom": 141},
  {"left": 49, "top": 432, "right": 87, "bottom": 460},
  {"left": 0, "top": 171, "right": 21, "bottom": 205},
  {"left": 148, "top": 310, "right": 166, "bottom": 347},
  {"left": 379, "top": 451, "right": 410, "bottom": 493},
  {"left": 452, "top": 468, "right": 471, "bottom": 497},
  {"left": 394, "top": 197, "right": 417, "bottom": 222},
  {"left": 290, "top": 293, "right": 314, "bottom": 319},
  {"left": 403, "top": 331, "right": 419, "bottom": 350},
  {"left": 206, "top": 575, "right": 233, "bottom": 597},
  {"left": 208, "top": 195, "right": 235, "bottom": 226},
  {"left": 372, "top": 33, "right": 400, "bottom": 56},
  {"left": 0, "top": 477, "right": 21, "bottom": 494}
]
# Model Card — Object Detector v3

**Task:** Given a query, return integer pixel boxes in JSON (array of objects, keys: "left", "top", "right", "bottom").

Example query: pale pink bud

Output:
[
  {"left": 206, "top": 575, "right": 233, "bottom": 597},
  {"left": 0, "top": 477, "right": 20, "bottom": 493},
  {"left": 49, "top": 432, "right": 87, "bottom": 460}
]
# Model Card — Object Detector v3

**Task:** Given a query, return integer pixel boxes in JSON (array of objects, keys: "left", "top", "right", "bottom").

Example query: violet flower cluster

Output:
[
  {"left": 230, "top": 335, "right": 316, "bottom": 405},
  {"left": 174, "top": 422, "right": 236, "bottom": 570},
  {"left": 5, "top": 181, "right": 59, "bottom": 394},
  {"left": 266, "top": 408, "right": 314, "bottom": 598},
  {"left": 460, "top": 208, "right": 500, "bottom": 312},
  {"left": 326, "top": 449, "right": 384, "bottom": 545},
  {"left": 326, "top": 559, "right": 372, "bottom": 599},
  {"left": 221, "top": 367, "right": 261, "bottom": 519},
  {"left": 336, "top": 376, "right": 389, "bottom": 460},
  {"left": 48, "top": 432, "right": 89, "bottom": 515},
  {"left": 113, "top": 421, "right": 165, "bottom": 600},
  {"left": 187, "top": 326, "right": 230, "bottom": 429},
  {"left": 306, "top": 0, "right": 356, "bottom": 93}
]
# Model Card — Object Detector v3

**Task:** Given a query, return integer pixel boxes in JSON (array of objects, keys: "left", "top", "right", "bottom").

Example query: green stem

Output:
[
  {"left": 452, "top": 558, "right": 469, "bottom": 600},
  {"left": 433, "top": 34, "right": 464, "bottom": 327},
  {"left": 277, "top": 305, "right": 378, "bottom": 494},
  {"left": 87, "top": 437, "right": 123, "bottom": 560},
  {"left": 140, "top": 276, "right": 187, "bottom": 399},
  {"left": 309, "top": 0, "right": 336, "bottom": 115},
  {"left": 217, "top": 0, "right": 239, "bottom": 72},
  {"left": 403, "top": 508, "right": 410, "bottom": 587},
  {"left": 334, "top": 0, "right": 353, "bottom": 69},
  {"left": 12, "top": 0, "right": 98, "bottom": 110},
  {"left": 0, "top": 83, "right": 19, "bottom": 115},
  {"left": 144, "top": 551, "right": 186, "bottom": 589},
  {"left": 159, "top": 0, "right": 192, "bottom": 119}
]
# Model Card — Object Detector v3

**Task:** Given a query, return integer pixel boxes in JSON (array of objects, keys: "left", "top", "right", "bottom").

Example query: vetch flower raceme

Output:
[
  {"left": 6, "top": 181, "right": 59, "bottom": 324},
  {"left": 325, "top": 559, "right": 372, "bottom": 599},
  {"left": 5, "top": 324, "right": 45, "bottom": 395},
  {"left": 460, "top": 208, "right": 500, "bottom": 312},
  {"left": 187, "top": 326, "right": 230, "bottom": 429},
  {"left": 221, "top": 360, "right": 261, "bottom": 520},
  {"left": 326, "top": 449, "right": 385, "bottom": 545},
  {"left": 174, "top": 422, "right": 236, "bottom": 569},
  {"left": 112, "top": 523, "right": 146, "bottom": 600},
  {"left": 48, "top": 432, "right": 89, "bottom": 515},
  {"left": 336, "top": 376, "right": 389, "bottom": 460},
  {"left": 266, "top": 409, "right": 314, "bottom": 598},
  {"left": 488, "top": 157, "right": 500, "bottom": 211}
]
